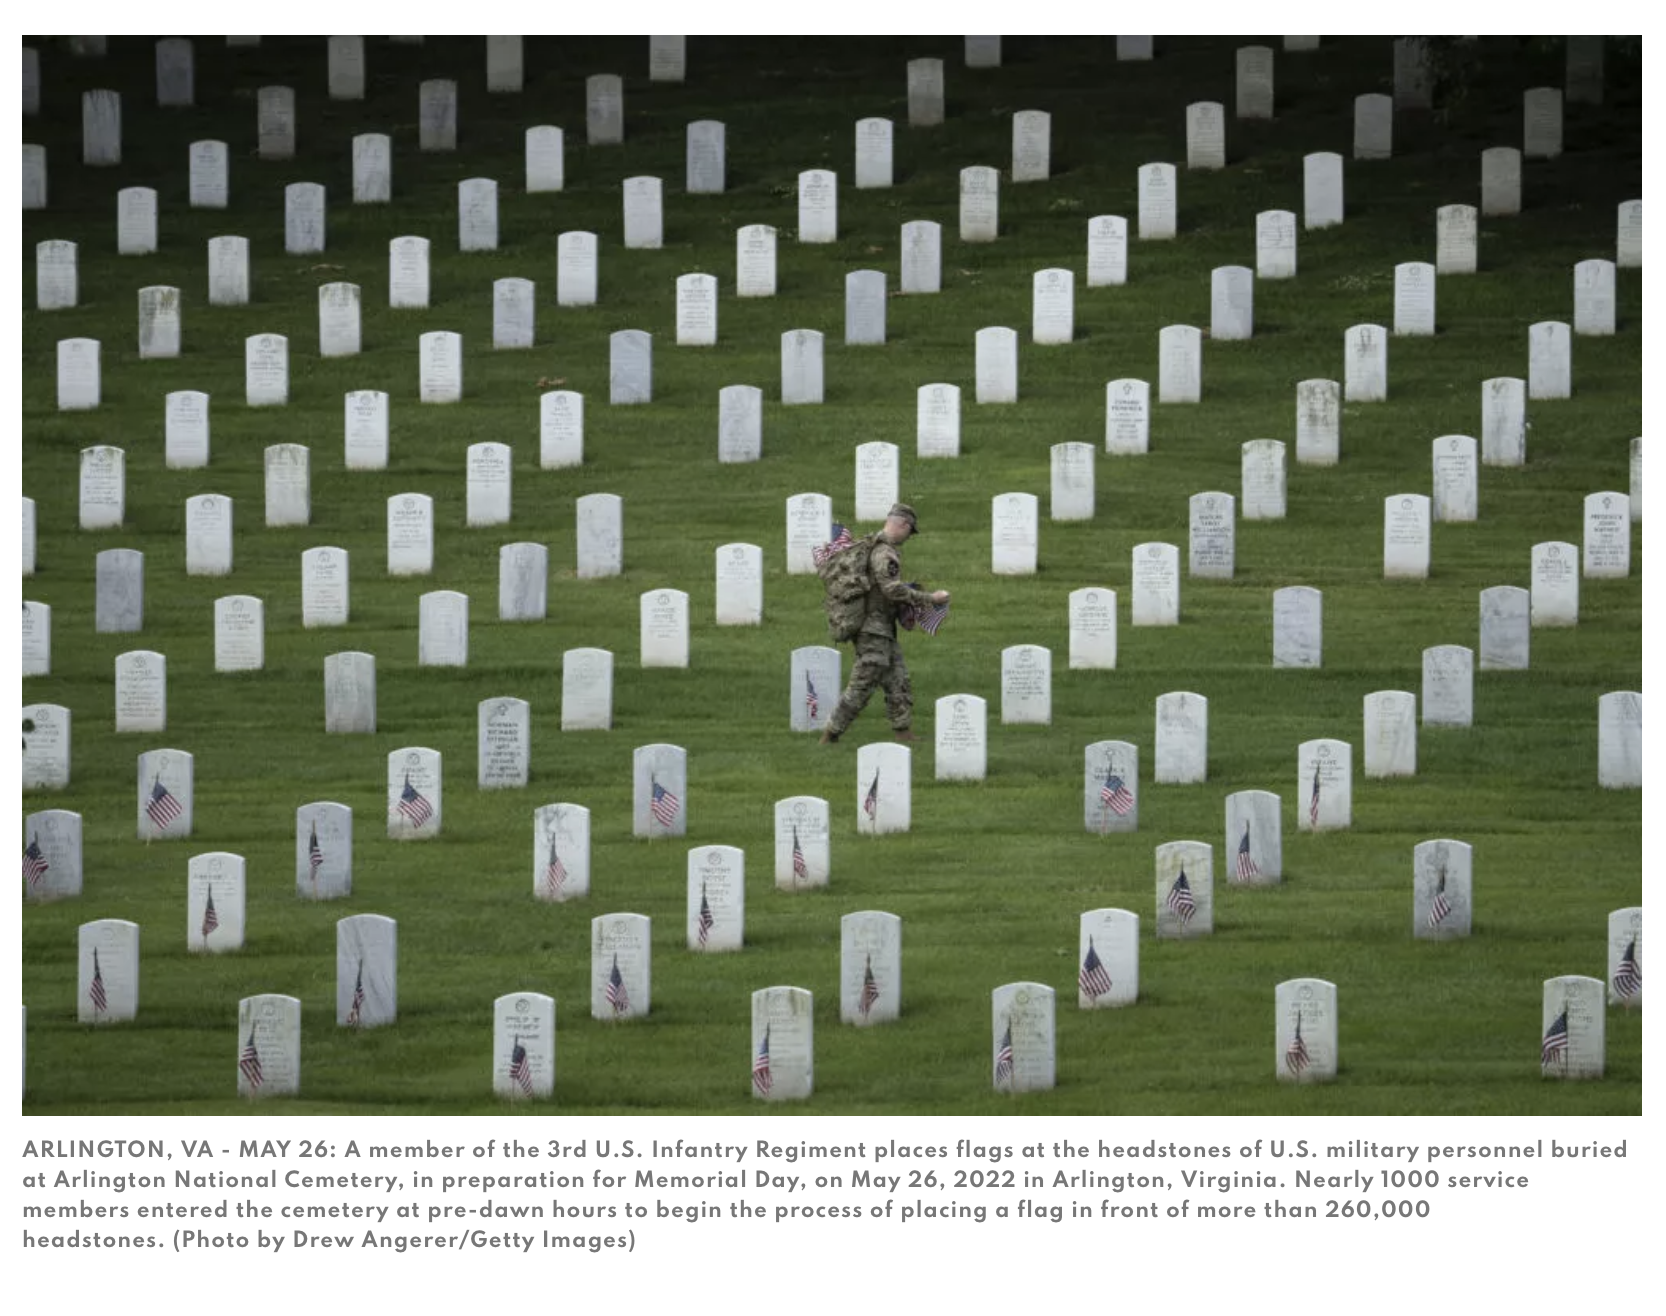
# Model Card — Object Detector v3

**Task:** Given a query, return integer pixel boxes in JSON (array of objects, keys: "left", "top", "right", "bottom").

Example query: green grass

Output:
[{"left": 19, "top": 34, "right": 1641, "bottom": 1115}]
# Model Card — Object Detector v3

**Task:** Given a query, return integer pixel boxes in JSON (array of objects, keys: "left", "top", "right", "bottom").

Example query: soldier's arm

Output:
[{"left": 872, "top": 544, "right": 936, "bottom": 608}]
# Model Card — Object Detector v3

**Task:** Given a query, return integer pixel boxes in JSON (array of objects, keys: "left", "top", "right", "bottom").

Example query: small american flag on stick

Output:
[
  {"left": 1308, "top": 763, "right": 1321, "bottom": 828},
  {"left": 863, "top": 770, "right": 880, "bottom": 821},
  {"left": 696, "top": 884, "right": 714, "bottom": 948},
  {"left": 89, "top": 949, "right": 108, "bottom": 1015},
  {"left": 543, "top": 838, "right": 566, "bottom": 898},
  {"left": 791, "top": 827, "right": 808, "bottom": 884},
  {"left": 805, "top": 672, "right": 820, "bottom": 723},
  {"left": 859, "top": 955, "right": 880, "bottom": 1017},
  {"left": 346, "top": 961, "right": 365, "bottom": 1027},
  {"left": 650, "top": 778, "right": 680, "bottom": 829},
  {"left": 1166, "top": 869, "right": 1197, "bottom": 926},
  {"left": 146, "top": 776, "right": 182, "bottom": 832},
  {"left": 509, "top": 1036, "right": 534, "bottom": 1096},
  {"left": 201, "top": 887, "right": 219, "bottom": 941},
  {"left": 994, "top": 1020, "right": 1015, "bottom": 1089},
  {"left": 1233, "top": 821, "right": 1259, "bottom": 882},
  {"left": 1426, "top": 871, "right": 1452, "bottom": 929},
  {"left": 1541, "top": 1007, "right": 1570, "bottom": 1068},
  {"left": 23, "top": 835, "right": 49, "bottom": 890},
  {"left": 1079, "top": 938, "right": 1113, "bottom": 999},
  {"left": 1285, "top": 1015, "right": 1310, "bottom": 1075},
  {"left": 239, "top": 1031, "right": 264, "bottom": 1091},
  {"left": 1612, "top": 940, "right": 1642, "bottom": 1003},
  {"left": 752, "top": 1026, "right": 773, "bottom": 1095},
  {"left": 1100, "top": 765, "right": 1134, "bottom": 817},
  {"left": 308, "top": 822, "right": 323, "bottom": 889},
  {"left": 606, "top": 954, "right": 631, "bottom": 1016},
  {"left": 398, "top": 774, "right": 433, "bottom": 828}
]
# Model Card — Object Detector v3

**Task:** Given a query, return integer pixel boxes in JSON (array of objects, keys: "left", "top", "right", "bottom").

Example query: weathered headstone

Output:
[
  {"left": 1138, "top": 162, "right": 1177, "bottom": 240},
  {"left": 1523, "top": 87, "right": 1562, "bottom": 159},
  {"left": 1000, "top": 646, "right": 1052, "bottom": 726},
  {"left": 686, "top": 120, "right": 725, "bottom": 194},
  {"left": 22, "top": 144, "right": 46, "bottom": 210},
  {"left": 284, "top": 182, "right": 325, "bottom": 255},
  {"left": 1597, "top": 692, "right": 1641, "bottom": 789},
  {"left": 736, "top": 224, "right": 776, "bottom": 297},
  {"left": 418, "top": 590, "right": 468, "bottom": 667},
  {"left": 1237, "top": 44, "right": 1274, "bottom": 118},
  {"left": 1077, "top": 910, "right": 1139, "bottom": 1008},
  {"left": 991, "top": 983, "right": 1055, "bottom": 1093},
  {"left": 560, "top": 648, "right": 614, "bottom": 731},
  {"left": 856, "top": 743, "right": 910, "bottom": 834},
  {"left": 1540, "top": 976, "right": 1603, "bottom": 1079},
  {"left": 1421, "top": 645, "right": 1474, "bottom": 727},
  {"left": 1031, "top": 268, "right": 1073, "bottom": 345},
  {"left": 1394, "top": 262, "right": 1436, "bottom": 336},
  {"left": 1345, "top": 324, "right": 1387, "bottom": 401},
  {"left": 316, "top": 282, "right": 359, "bottom": 358},
  {"left": 1225, "top": 789, "right": 1282, "bottom": 885},
  {"left": 387, "top": 747, "right": 441, "bottom": 840},
  {"left": 188, "top": 140, "right": 228, "bottom": 209},
  {"left": 1049, "top": 442, "right": 1094, "bottom": 522},
  {"left": 1574, "top": 259, "right": 1616, "bottom": 336},
  {"left": 1435, "top": 204, "right": 1478, "bottom": 275},
  {"left": 1299, "top": 738, "right": 1352, "bottom": 831},
  {"left": 418, "top": 79, "right": 457, "bottom": 151},
  {"left": 214, "top": 595, "right": 264, "bottom": 672},
  {"left": 1209, "top": 267, "right": 1254, "bottom": 343},
  {"left": 649, "top": 35, "right": 685, "bottom": 82},
  {"left": 1432, "top": 435, "right": 1478, "bottom": 522},
  {"left": 327, "top": 35, "right": 365, "bottom": 100},
  {"left": 490, "top": 277, "right": 535, "bottom": 351},
  {"left": 264, "top": 444, "right": 309, "bottom": 527},
  {"left": 525, "top": 126, "right": 563, "bottom": 193},
  {"left": 535, "top": 804, "right": 591, "bottom": 902},
  {"left": 1158, "top": 325, "right": 1202, "bottom": 404},
  {"left": 80, "top": 921, "right": 139, "bottom": 1024},
  {"left": 1292, "top": 379, "right": 1339, "bottom": 467},
  {"left": 1155, "top": 691, "right": 1208, "bottom": 784},
  {"left": 1607, "top": 908, "right": 1643, "bottom": 1008},
  {"left": 256, "top": 85, "right": 295, "bottom": 159},
  {"left": 1255, "top": 210, "right": 1296, "bottom": 279},
  {"left": 609, "top": 330, "right": 651, "bottom": 404},
  {"left": 299, "top": 547, "right": 349, "bottom": 628},
  {"left": 1087, "top": 215, "right": 1128, "bottom": 286},
  {"left": 1383, "top": 494, "right": 1431, "bottom": 579},
  {"left": 934, "top": 694, "right": 988, "bottom": 781},
  {"left": 855, "top": 441, "right": 899, "bottom": 522},
  {"left": 640, "top": 589, "right": 690, "bottom": 668},
  {"left": 1068, "top": 587, "right": 1117, "bottom": 669},
  {"left": 916, "top": 382, "right": 960, "bottom": 458},
  {"left": 324, "top": 652, "right": 375, "bottom": 735},
  {"left": 208, "top": 235, "right": 250, "bottom": 306},
  {"left": 1131, "top": 542, "right": 1180, "bottom": 625},
  {"left": 1412, "top": 838, "right": 1474, "bottom": 942},
  {"left": 635, "top": 744, "right": 687, "bottom": 839},
  {"left": 21, "top": 702, "right": 69, "bottom": 788},
  {"left": 623, "top": 175, "right": 663, "bottom": 249},
  {"left": 96, "top": 549, "right": 143, "bottom": 633},
  {"left": 959, "top": 165, "right": 998, "bottom": 242},
  {"left": 715, "top": 543, "right": 763, "bottom": 626},
  {"left": 586, "top": 73, "right": 623, "bottom": 144},
  {"left": 540, "top": 390, "right": 583, "bottom": 469},
  {"left": 1393, "top": 36, "right": 1432, "bottom": 109},
  {"left": 556, "top": 231, "right": 598, "bottom": 306},
  {"left": 244, "top": 333, "right": 288, "bottom": 406},
  {"left": 22, "top": 497, "right": 36, "bottom": 577},
  {"left": 336, "top": 914, "right": 397, "bottom": 1030},
  {"left": 1084, "top": 740, "right": 1138, "bottom": 833},
  {"left": 386, "top": 493, "right": 433, "bottom": 576},
  {"left": 1481, "top": 146, "right": 1521, "bottom": 216},
  {"left": 137, "top": 748, "right": 192, "bottom": 839},
  {"left": 188, "top": 852, "right": 245, "bottom": 953},
  {"left": 117, "top": 187, "right": 157, "bottom": 255},
  {"left": 907, "top": 57, "right": 944, "bottom": 126},
  {"left": 1273, "top": 586, "right": 1321, "bottom": 668},
  {"left": 1104, "top": 379, "right": 1150, "bottom": 455},
  {"left": 78, "top": 444, "right": 122, "bottom": 527},
  {"left": 83, "top": 89, "right": 121, "bottom": 165},
  {"left": 1583, "top": 491, "right": 1630, "bottom": 577},
  {"left": 498, "top": 543, "right": 547, "bottom": 622},
  {"left": 492, "top": 993, "right": 554, "bottom": 1099},
  {"left": 486, "top": 35, "right": 522, "bottom": 92},
  {"left": 782, "top": 329, "right": 824, "bottom": 405},
  {"left": 457, "top": 177, "right": 498, "bottom": 252},
  {"left": 785, "top": 492, "right": 832, "bottom": 575},
  {"left": 576, "top": 492, "right": 623, "bottom": 578},
  {"left": 798, "top": 168, "right": 836, "bottom": 243},
  {"left": 236, "top": 995, "right": 301, "bottom": 1097},
  {"left": 22, "top": 808, "right": 81, "bottom": 901},
  {"left": 1303, "top": 151, "right": 1343, "bottom": 228},
  {"left": 1479, "top": 377, "right": 1528, "bottom": 467},
  {"left": 855, "top": 117, "right": 893, "bottom": 189},
  {"left": 349, "top": 133, "right": 390, "bottom": 205},
  {"left": 1528, "top": 321, "right": 1571, "bottom": 399},
  {"left": 1155, "top": 840, "right": 1212, "bottom": 938},
  {"left": 1188, "top": 492, "right": 1234, "bottom": 578},
  {"left": 1012, "top": 109, "right": 1050, "bottom": 181},
  {"left": 21, "top": 604, "right": 51, "bottom": 677},
  {"left": 1355, "top": 93, "right": 1392, "bottom": 160},
  {"left": 478, "top": 697, "right": 530, "bottom": 789},
  {"left": 790, "top": 646, "right": 840, "bottom": 732},
  {"left": 1276, "top": 979, "right": 1338, "bottom": 1084},
  {"left": 991, "top": 492, "right": 1038, "bottom": 575},
  {"left": 751, "top": 986, "right": 812, "bottom": 1101},
  {"left": 672, "top": 272, "right": 717, "bottom": 347},
  {"left": 1240, "top": 439, "right": 1286, "bottom": 521},
  {"left": 591, "top": 913, "right": 648, "bottom": 1017},
  {"left": 841, "top": 911, "right": 901, "bottom": 1023},
  {"left": 1478, "top": 585, "right": 1530, "bottom": 670},
  {"left": 465, "top": 441, "right": 511, "bottom": 527},
  {"left": 186, "top": 493, "right": 232, "bottom": 576},
  {"left": 775, "top": 796, "right": 831, "bottom": 890},
  {"left": 1187, "top": 101, "right": 1225, "bottom": 170},
  {"left": 1530, "top": 541, "right": 1579, "bottom": 627},
  {"left": 161, "top": 390, "right": 209, "bottom": 470},
  {"left": 1616, "top": 199, "right": 1642, "bottom": 269},
  {"left": 419, "top": 330, "right": 462, "bottom": 403},
  {"left": 389, "top": 235, "right": 430, "bottom": 308},
  {"left": 36, "top": 240, "right": 77, "bottom": 312},
  {"left": 975, "top": 326, "right": 1018, "bottom": 403},
  {"left": 846, "top": 269, "right": 887, "bottom": 345},
  {"left": 965, "top": 35, "right": 1001, "bottom": 67},
  {"left": 1363, "top": 690, "right": 1417, "bottom": 778}
]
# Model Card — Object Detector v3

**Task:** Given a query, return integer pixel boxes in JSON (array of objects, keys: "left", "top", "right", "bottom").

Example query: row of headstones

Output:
[
  {"left": 44, "top": 308, "right": 1609, "bottom": 418},
  {"left": 44, "top": 962, "right": 1626, "bottom": 1100}
]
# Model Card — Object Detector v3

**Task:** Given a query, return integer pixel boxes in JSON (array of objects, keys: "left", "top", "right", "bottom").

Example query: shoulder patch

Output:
[{"left": 887, "top": 557, "right": 900, "bottom": 578}]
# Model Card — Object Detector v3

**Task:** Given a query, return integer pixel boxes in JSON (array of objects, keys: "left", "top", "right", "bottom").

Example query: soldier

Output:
[{"left": 821, "top": 503, "right": 950, "bottom": 744}]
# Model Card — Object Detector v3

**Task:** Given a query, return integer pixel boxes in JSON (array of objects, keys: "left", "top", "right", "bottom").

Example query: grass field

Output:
[{"left": 18, "top": 34, "right": 1642, "bottom": 1115}]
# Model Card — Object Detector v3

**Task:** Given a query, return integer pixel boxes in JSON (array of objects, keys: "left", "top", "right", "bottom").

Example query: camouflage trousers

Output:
[{"left": 827, "top": 633, "right": 912, "bottom": 735}]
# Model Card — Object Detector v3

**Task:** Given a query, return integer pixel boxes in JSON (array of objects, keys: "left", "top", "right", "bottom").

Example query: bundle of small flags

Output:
[
  {"left": 811, "top": 523, "right": 855, "bottom": 568},
  {"left": 898, "top": 584, "right": 950, "bottom": 635}
]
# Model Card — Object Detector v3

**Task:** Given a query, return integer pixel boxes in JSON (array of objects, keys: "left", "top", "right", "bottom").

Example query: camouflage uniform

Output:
[{"left": 825, "top": 536, "right": 937, "bottom": 737}]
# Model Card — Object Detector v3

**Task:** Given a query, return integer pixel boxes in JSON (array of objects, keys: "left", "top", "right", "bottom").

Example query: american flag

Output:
[
  {"left": 88, "top": 949, "right": 108, "bottom": 1015},
  {"left": 509, "top": 1036, "right": 534, "bottom": 1095},
  {"left": 239, "top": 1030, "right": 264, "bottom": 1090},
  {"left": 1285, "top": 1015, "right": 1310, "bottom": 1075},
  {"left": 859, "top": 955, "right": 880, "bottom": 1017},
  {"left": 398, "top": 774, "right": 433, "bottom": 827},
  {"left": 811, "top": 522, "right": 854, "bottom": 568},
  {"left": 1079, "top": 938, "right": 1113, "bottom": 999},
  {"left": 994, "top": 1020, "right": 1015, "bottom": 1089},
  {"left": 1541, "top": 1008, "right": 1569, "bottom": 1067},
  {"left": 606, "top": 954, "right": 630, "bottom": 1016},
  {"left": 650, "top": 778, "right": 680, "bottom": 829},
  {"left": 201, "top": 887, "right": 219, "bottom": 940},
  {"left": 1308, "top": 763, "right": 1321, "bottom": 828},
  {"left": 791, "top": 827, "right": 808, "bottom": 884},
  {"left": 1166, "top": 869, "right": 1197, "bottom": 926},
  {"left": 900, "top": 585, "right": 950, "bottom": 635},
  {"left": 23, "top": 835, "right": 49, "bottom": 890},
  {"left": 696, "top": 884, "right": 714, "bottom": 948},
  {"left": 346, "top": 961, "right": 365, "bottom": 1027},
  {"left": 543, "top": 838, "right": 567, "bottom": 898},
  {"left": 864, "top": 770, "right": 880, "bottom": 820},
  {"left": 1612, "top": 940, "right": 1642, "bottom": 1002},
  {"left": 1100, "top": 766, "right": 1134, "bottom": 816},
  {"left": 1234, "top": 821, "right": 1259, "bottom": 882},
  {"left": 308, "top": 822, "right": 323, "bottom": 886},
  {"left": 1426, "top": 872, "right": 1452, "bottom": 929},
  {"left": 752, "top": 1026, "right": 773, "bottom": 1095},
  {"left": 805, "top": 672, "right": 820, "bottom": 723},
  {"left": 146, "top": 776, "right": 183, "bottom": 832}
]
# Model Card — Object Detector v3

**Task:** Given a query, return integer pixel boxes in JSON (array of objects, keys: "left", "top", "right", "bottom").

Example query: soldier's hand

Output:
[{"left": 932, "top": 590, "right": 950, "bottom": 605}]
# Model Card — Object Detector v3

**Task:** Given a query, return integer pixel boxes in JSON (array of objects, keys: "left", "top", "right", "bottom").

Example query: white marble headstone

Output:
[
  {"left": 1159, "top": 325, "right": 1201, "bottom": 403},
  {"left": 1432, "top": 435, "right": 1478, "bottom": 523},
  {"left": 1131, "top": 542, "right": 1179, "bottom": 625},
  {"left": 22, "top": 703, "right": 70, "bottom": 789},
  {"left": 591, "top": 914, "right": 649, "bottom": 1018},
  {"left": 540, "top": 390, "right": 583, "bottom": 468},
  {"left": 1414, "top": 839, "right": 1473, "bottom": 940},
  {"left": 419, "top": 330, "right": 462, "bottom": 403},
  {"left": 782, "top": 329, "right": 824, "bottom": 405},
  {"left": 161, "top": 390, "right": 208, "bottom": 469},
  {"left": 389, "top": 235, "right": 430, "bottom": 308},
  {"left": 856, "top": 117, "right": 893, "bottom": 189},
  {"left": 991, "top": 492, "right": 1038, "bottom": 574},
  {"left": 137, "top": 748, "right": 192, "bottom": 840},
  {"left": 846, "top": 269, "right": 886, "bottom": 345},
  {"left": 907, "top": 57, "right": 944, "bottom": 126},
  {"left": 1188, "top": 492, "right": 1234, "bottom": 578},
  {"left": 586, "top": 73, "right": 623, "bottom": 144},
  {"left": 536, "top": 804, "right": 591, "bottom": 902},
  {"left": 486, "top": 35, "right": 522, "bottom": 92},
  {"left": 1394, "top": 261, "right": 1435, "bottom": 336},
  {"left": 22, "top": 143, "right": 47, "bottom": 209},
  {"left": 1084, "top": 740, "right": 1138, "bottom": 833},
  {"left": 853, "top": 441, "right": 899, "bottom": 523},
  {"left": 1155, "top": 840, "right": 1212, "bottom": 938},
  {"left": 1354, "top": 92, "right": 1392, "bottom": 159},
  {"left": 1345, "top": 324, "right": 1387, "bottom": 401},
  {"left": 23, "top": 808, "right": 81, "bottom": 901},
  {"left": 1583, "top": 491, "right": 1630, "bottom": 577},
  {"left": 1088, "top": 215, "right": 1128, "bottom": 287},
  {"left": 351, "top": 132, "right": 390, "bottom": 204},
  {"left": 80, "top": 921, "right": 139, "bottom": 1024},
  {"left": 1187, "top": 102, "right": 1225, "bottom": 171},
  {"left": 336, "top": 914, "right": 396, "bottom": 1028},
  {"left": 96, "top": 549, "right": 143, "bottom": 634},
  {"left": 841, "top": 911, "right": 901, "bottom": 1024},
  {"left": 1606, "top": 907, "right": 1643, "bottom": 1008},
  {"left": 790, "top": 645, "right": 840, "bottom": 733},
  {"left": 797, "top": 168, "right": 836, "bottom": 244},
  {"left": 1155, "top": 691, "right": 1207, "bottom": 784},
  {"left": 1211, "top": 266, "right": 1255, "bottom": 343},
  {"left": 185, "top": 493, "right": 232, "bottom": 576},
  {"left": 1523, "top": 87, "right": 1562, "bottom": 159},
  {"left": 493, "top": 277, "right": 534, "bottom": 349},
  {"left": 1436, "top": 204, "right": 1478, "bottom": 275},
  {"left": 1066, "top": 587, "right": 1117, "bottom": 670},
  {"left": 1480, "top": 145, "right": 1521, "bottom": 216},
  {"left": 785, "top": 492, "right": 832, "bottom": 575},
  {"left": 1299, "top": 738, "right": 1351, "bottom": 831},
  {"left": 736, "top": 224, "right": 776, "bottom": 297},
  {"left": 1480, "top": 377, "right": 1526, "bottom": 466},
  {"left": 208, "top": 236, "right": 249, "bottom": 306},
  {"left": 1304, "top": 151, "right": 1343, "bottom": 229},
  {"left": 1104, "top": 378, "right": 1150, "bottom": 455},
  {"left": 58, "top": 338, "right": 101, "bottom": 411},
  {"left": 493, "top": 993, "right": 554, "bottom": 1099},
  {"left": 1031, "top": 268, "right": 1073, "bottom": 344},
  {"left": 991, "top": 983, "right": 1055, "bottom": 1093},
  {"left": 36, "top": 240, "right": 77, "bottom": 311},
  {"left": 677, "top": 273, "right": 717, "bottom": 345},
  {"left": 1012, "top": 109, "right": 1050, "bottom": 181},
  {"left": 1273, "top": 586, "right": 1321, "bottom": 668},
  {"left": 577, "top": 492, "right": 623, "bottom": 578},
  {"left": 78, "top": 444, "right": 122, "bottom": 527},
  {"left": 21, "top": 497, "right": 36, "bottom": 578},
  {"left": 386, "top": 493, "right": 433, "bottom": 576},
  {"left": 478, "top": 697, "right": 530, "bottom": 789},
  {"left": 640, "top": 589, "right": 690, "bottom": 668},
  {"left": 1240, "top": 439, "right": 1286, "bottom": 520},
  {"left": 714, "top": 543, "right": 763, "bottom": 627},
  {"left": 1597, "top": 692, "right": 1641, "bottom": 789},
  {"left": 623, "top": 175, "right": 663, "bottom": 249},
  {"left": 975, "top": 326, "right": 1018, "bottom": 403},
  {"left": 1616, "top": 199, "right": 1642, "bottom": 269},
  {"left": 83, "top": 89, "right": 121, "bottom": 165},
  {"left": 916, "top": 382, "right": 960, "bottom": 458},
  {"left": 184, "top": 141, "right": 229, "bottom": 213},
  {"left": 634, "top": 744, "right": 687, "bottom": 838},
  {"left": 245, "top": 333, "right": 288, "bottom": 406},
  {"left": 264, "top": 444, "right": 309, "bottom": 527},
  {"left": 1000, "top": 646, "right": 1051, "bottom": 726},
  {"left": 776, "top": 796, "right": 831, "bottom": 890},
  {"left": 465, "top": 441, "right": 511, "bottom": 527},
  {"left": 1236, "top": 44, "right": 1274, "bottom": 118},
  {"left": 21, "top": 604, "right": 51, "bottom": 678},
  {"left": 751, "top": 987, "right": 812, "bottom": 1101},
  {"left": 648, "top": 35, "right": 685, "bottom": 81},
  {"left": 499, "top": 543, "right": 547, "bottom": 621},
  {"left": 1479, "top": 586, "right": 1530, "bottom": 671},
  {"left": 717, "top": 386, "right": 761, "bottom": 464},
  {"left": 1421, "top": 645, "right": 1474, "bottom": 727},
  {"left": 327, "top": 35, "right": 365, "bottom": 100},
  {"left": 316, "top": 281, "right": 360, "bottom": 358},
  {"left": 609, "top": 330, "right": 651, "bottom": 404},
  {"left": 1138, "top": 162, "right": 1177, "bottom": 240},
  {"left": 1573, "top": 259, "right": 1616, "bottom": 336},
  {"left": 1540, "top": 976, "right": 1603, "bottom": 1079},
  {"left": 856, "top": 743, "right": 910, "bottom": 834},
  {"left": 324, "top": 652, "right": 376, "bottom": 735},
  {"left": 1256, "top": 210, "right": 1296, "bottom": 279},
  {"left": 256, "top": 85, "right": 294, "bottom": 159},
  {"left": 418, "top": 590, "right": 468, "bottom": 667},
  {"left": 1049, "top": 442, "right": 1094, "bottom": 521},
  {"left": 236, "top": 994, "right": 302, "bottom": 1097},
  {"left": 418, "top": 79, "right": 457, "bottom": 151},
  {"left": 934, "top": 694, "right": 988, "bottom": 781},
  {"left": 1530, "top": 541, "right": 1579, "bottom": 627},
  {"left": 1117, "top": 37, "right": 1154, "bottom": 60},
  {"left": 561, "top": 648, "right": 614, "bottom": 731},
  {"left": 213, "top": 595, "right": 264, "bottom": 672},
  {"left": 960, "top": 165, "right": 998, "bottom": 242},
  {"left": 1363, "top": 690, "right": 1417, "bottom": 778},
  {"left": 1225, "top": 789, "right": 1282, "bottom": 885},
  {"left": 1528, "top": 321, "right": 1571, "bottom": 399},
  {"left": 387, "top": 747, "right": 441, "bottom": 839},
  {"left": 188, "top": 851, "right": 245, "bottom": 953},
  {"left": 1295, "top": 379, "right": 1340, "bottom": 466},
  {"left": 284, "top": 182, "right": 325, "bottom": 254},
  {"left": 525, "top": 126, "right": 563, "bottom": 193},
  {"left": 686, "top": 120, "right": 725, "bottom": 194},
  {"left": 1276, "top": 979, "right": 1337, "bottom": 1083},
  {"left": 344, "top": 390, "right": 388, "bottom": 470},
  {"left": 1078, "top": 909, "right": 1139, "bottom": 1008}
]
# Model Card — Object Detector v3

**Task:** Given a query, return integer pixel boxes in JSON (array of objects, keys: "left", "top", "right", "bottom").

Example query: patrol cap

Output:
[{"left": 887, "top": 502, "right": 920, "bottom": 533}]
